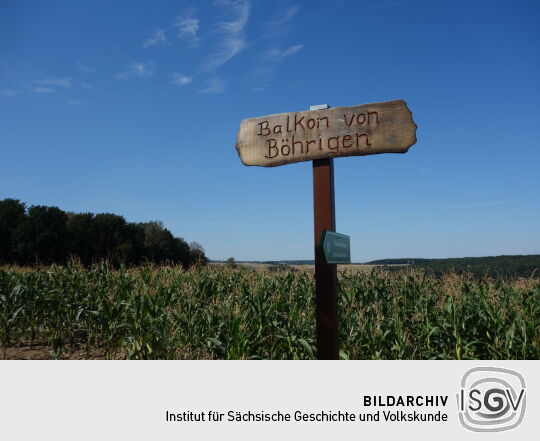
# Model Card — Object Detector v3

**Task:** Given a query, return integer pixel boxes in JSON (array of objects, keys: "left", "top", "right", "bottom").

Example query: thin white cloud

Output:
[
  {"left": 263, "top": 5, "right": 300, "bottom": 40},
  {"left": 252, "top": 83, "right": 270, "bottom": 93},
  {"left": 199, "top": 78, "right": 226, "bottom": 94},
  {"left": 33, "top": 87, "right": 55, "bottom": 93},
  {"left": 34, "top": 77, "right": 72, "bottom": 88},
  {"left": 76, "top": 62, "right": 94, "bottom": 73},
  {"left": 265, "top": 6, "right": 300, "bottom": 28},
  {"left": 263, "top": 44, "right": 304, "bottom": 63},
  {"left": 442, "top": 201, "right": 507, "bottom": 210},
  {"left": 205, "top": 0, "right": 250, "bottom": 70},
  {"left": 1, "top": 89, "right": 18, "bottom": 98},
  {"left": 143, "top": 29, "right": 166, "bottom": 48},
  {"left": 249, "top": 44, "right": 304, "bottom": 91},
  {"left": 382, "top": 0, "right": 413, "bottom": 7},
  {"left": 174, "top": 8, "right": 201, "bottom": 47},
  {"left": 115, "top": 61, "right": 155, "bottom": 80},
  {"left": 4, "top": 77, "right": 90, "bottom": 98},
  {"left": 216, "top": 0, "right": 250, "bottom": 34},
  {"left": 206, "top": 37, "right": 246, "bottom": 69},
  {"left": 67, "top": 99, "right": 81, "bottom": 105},
  {"left": 170, "top": 72, "right": 193, "bottom": 86}
]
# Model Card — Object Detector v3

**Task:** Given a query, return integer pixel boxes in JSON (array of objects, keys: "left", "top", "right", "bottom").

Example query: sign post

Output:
[
  {"left": 313, "top": 160, "right": 339, "bottom": 358},
  {"left": 235, "top": 99, "right": 417, "bottom": 359},
  {"left": 311, "top": 104, "right": 338, "bottom": 359}
]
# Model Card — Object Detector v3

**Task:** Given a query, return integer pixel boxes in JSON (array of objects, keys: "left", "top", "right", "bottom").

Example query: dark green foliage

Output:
[
  {"left": 368, "top": 256, "right": 540, "bottom": 278},
  {"left": 189, "top": 242, "right": 208, "bottom": 266},
  {"left": 0, "top": 199, "right": 26, "bottom": 263},
  {"left": 66, "top": 212, "right": 97, "bottom": 265},
  {"left": 142, "top": 221, "right": 192, "bottom": 267},
  {"left": 0, "top": 199, "right": 206, "bottom": 267},
  {"left": 15, "top": 206, "right": 69, "bottom": 265}
]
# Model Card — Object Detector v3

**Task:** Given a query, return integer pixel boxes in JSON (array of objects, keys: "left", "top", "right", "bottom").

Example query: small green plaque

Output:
[{"left": 319, "top": 231, "right": 350, "bottom": 264}]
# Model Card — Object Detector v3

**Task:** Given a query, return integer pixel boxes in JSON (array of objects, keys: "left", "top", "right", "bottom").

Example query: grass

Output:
[{"left": 0, "top": 261, "right": 538, "bottom": 359}]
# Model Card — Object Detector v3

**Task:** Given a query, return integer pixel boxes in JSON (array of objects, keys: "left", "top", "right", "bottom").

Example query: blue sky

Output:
[{"left": 1, "top": 0, "right": 539, "bottom": 261}]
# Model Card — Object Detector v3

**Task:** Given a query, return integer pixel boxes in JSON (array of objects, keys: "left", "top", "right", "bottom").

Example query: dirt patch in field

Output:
[
  {"left": 1, "top": 342, "right": 125, "bottom": 360},
  {"left": 2, "top": 344, "right": 52, "bottom": 360},
  {"left": 1, "top": 342, "right": 213, "bottom": 360}
]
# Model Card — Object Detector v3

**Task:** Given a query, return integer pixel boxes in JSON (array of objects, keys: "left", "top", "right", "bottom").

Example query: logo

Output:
[{"left": 457, "top": 367, "right": 526, "bottom": 432}]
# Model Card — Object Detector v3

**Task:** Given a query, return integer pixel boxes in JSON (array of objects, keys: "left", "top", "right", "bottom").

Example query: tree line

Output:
[
  {"left": 0, "top": 199, "right": 207, "bottom": 267},
  {"left": 368, "top": 255, "right": 540, "bottom": 278}
]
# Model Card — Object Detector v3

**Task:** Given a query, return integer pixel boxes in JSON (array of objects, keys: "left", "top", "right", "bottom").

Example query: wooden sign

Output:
[
  {"left": 236, "top": 99, "right": 417, "bottom": 167},
  {"left": 235, "top": 99, "right": 419, "bottom": 359}
]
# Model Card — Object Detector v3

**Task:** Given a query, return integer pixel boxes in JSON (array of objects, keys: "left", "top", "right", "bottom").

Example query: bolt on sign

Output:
[{"left": 236, "top": 100, "right": 417, "bottom": 167}]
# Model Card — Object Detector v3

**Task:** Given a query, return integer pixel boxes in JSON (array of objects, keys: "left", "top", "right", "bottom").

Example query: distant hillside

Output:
[
  {"left": 211, "top": 260, "right": 315, "bottom": 265},
  {"left": 367, "top": 255, "right": 540, "bottom": 278},
  {"left": 212, "top": 255, "right": 540, "bottom": 278}
]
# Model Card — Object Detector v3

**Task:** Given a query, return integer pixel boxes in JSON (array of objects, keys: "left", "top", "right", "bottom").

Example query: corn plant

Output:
[{"left": 0, "top": 262, "right": 538, "bottom": 359}]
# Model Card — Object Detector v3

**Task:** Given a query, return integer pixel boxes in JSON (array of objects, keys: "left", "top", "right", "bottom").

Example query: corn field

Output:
[{"left": 0, "top": 262, "right": 539, "bottom": 359}]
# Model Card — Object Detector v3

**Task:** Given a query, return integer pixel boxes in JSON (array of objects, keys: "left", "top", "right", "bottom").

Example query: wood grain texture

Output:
[{"left": 236, "top": 99, "right": 417, "bottom": 167}]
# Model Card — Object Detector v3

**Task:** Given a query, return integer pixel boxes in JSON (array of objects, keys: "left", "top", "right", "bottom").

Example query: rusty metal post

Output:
[{"left": 313, "top": 151, "right": 339, "bottom": 360}]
